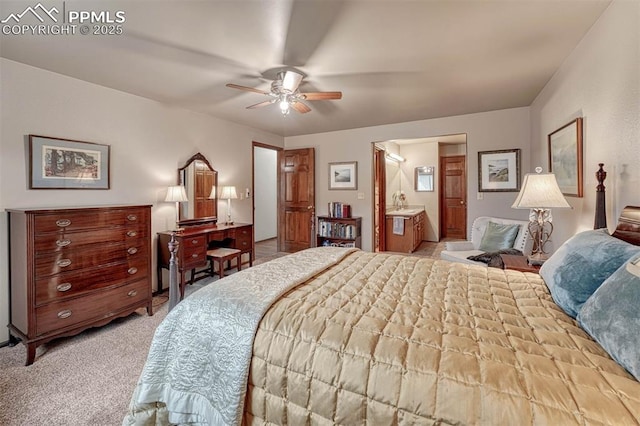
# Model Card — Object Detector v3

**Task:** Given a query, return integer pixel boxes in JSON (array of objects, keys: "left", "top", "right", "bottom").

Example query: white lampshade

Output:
[
  {"left": 208, "top": 186, "right": 216, "bottom": 199},
  {"left": 511, "top": 172, "right": 571, "bottom": 209},
  {"left": 219, "top": 186, "right": 238, "bottom": 200},
  {"left": 164, "top": 185, "right": 188, "bottom": 202}
]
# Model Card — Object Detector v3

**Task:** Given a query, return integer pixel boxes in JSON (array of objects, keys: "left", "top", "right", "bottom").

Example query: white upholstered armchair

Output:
[{"left": 440, "top": 216, "right": 532, "bottom": 266}]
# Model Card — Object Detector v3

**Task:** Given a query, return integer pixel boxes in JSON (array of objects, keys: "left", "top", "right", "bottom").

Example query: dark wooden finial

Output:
[
  {"left": 595, "top": 163, "right": 606, "bottom": 192},
  {"left": 594, "top": 164, "right": 607, "bottom": 229}
]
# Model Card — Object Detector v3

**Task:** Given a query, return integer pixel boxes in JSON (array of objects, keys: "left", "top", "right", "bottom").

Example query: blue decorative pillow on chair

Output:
[
  {"left": 539, "top": 229, "right": 640, "bottom": 318},
  {"left": 478, "top": 221, "right": 521, "bottom": 252},
  {"left": 578, "top": 253, "right": 640, "bottom": 381}
]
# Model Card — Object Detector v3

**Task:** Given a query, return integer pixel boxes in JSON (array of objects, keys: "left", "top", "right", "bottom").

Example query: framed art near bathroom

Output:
[
  {"left": 477, "top": 149, "right": 521, "bottom": 192},
  {"left": 548, "top": 117, "right": 583, "bottom": 197},
  {"left": 328, "top": 161, "right": 357, "bottom": 190},
  {"left": 29, "top": 134, "right": 110, "bottom": 189}
]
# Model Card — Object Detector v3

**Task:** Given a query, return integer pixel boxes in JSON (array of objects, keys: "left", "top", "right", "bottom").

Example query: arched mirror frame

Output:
[{"left": 177, "top": 152, "right": 218, "bottom": 227}]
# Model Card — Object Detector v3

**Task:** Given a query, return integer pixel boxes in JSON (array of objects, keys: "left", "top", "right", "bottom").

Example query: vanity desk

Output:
[{"left": 157, "top": 221, "right": 253, "bottom": 298}]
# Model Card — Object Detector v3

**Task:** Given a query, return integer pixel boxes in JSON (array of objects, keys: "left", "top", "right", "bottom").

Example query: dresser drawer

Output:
[
  {"left": 35, "top": 279, "right": 149, "bottom": 336},
  {"left": 35, "top": 243, "right": 127, "bottom": 277},
  {"left": 179, "top": 235, "right": 207, "bottom": 268},
  {"left": 33, "top": 208, "right": 146, "bottom": 233},
  {"left": 35, "top": 257, "right": 149, "bottom": 305},
  {"left": 33, "top": 224, "right": 147, "bottom": 253}
]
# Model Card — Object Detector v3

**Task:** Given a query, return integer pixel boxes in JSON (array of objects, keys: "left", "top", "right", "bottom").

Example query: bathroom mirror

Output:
[
  {"left": 177, "top": 152, "right": 218, "bottom": 225},
  {"left": 415, "top": 166, "right": 434, "bottom": 192}
]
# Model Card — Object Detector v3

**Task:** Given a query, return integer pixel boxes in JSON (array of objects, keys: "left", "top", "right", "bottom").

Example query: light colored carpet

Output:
[{"left": 0, "top": 280, "right": 211, "bottom": 426}]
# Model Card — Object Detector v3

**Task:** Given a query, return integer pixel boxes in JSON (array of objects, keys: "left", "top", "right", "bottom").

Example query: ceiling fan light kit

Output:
[{"left": 226, "top": 69, "right": 342, "bottom": 116}]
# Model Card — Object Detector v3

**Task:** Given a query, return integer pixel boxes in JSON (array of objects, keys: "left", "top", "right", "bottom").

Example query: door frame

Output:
[{"left": 252, "top": 141, "right": 283, "bottom": 247}]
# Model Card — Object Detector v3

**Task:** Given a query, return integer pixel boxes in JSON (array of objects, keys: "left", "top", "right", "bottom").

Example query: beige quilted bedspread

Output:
[{"left": 245, "top": 251, "right": 640, "bottom": 425}]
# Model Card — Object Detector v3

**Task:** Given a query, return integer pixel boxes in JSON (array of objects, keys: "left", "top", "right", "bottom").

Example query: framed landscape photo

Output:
[
  {"left": 29, "top": 135, "right": 110, "bottom": 189},
  {"left": 478, "top": 149, "right": 521, "bottom": 192},
  {"left": 328, "top": 161, "right": 357, "bottom": 190},
  {"left": 548, "top": 117, "right": 583, "bottom": 197}
]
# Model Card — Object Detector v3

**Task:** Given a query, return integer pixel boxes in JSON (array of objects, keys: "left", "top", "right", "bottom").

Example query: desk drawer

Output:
[
  {"left": 235, "top": 227, "right": 252, "bottom": 251},
  {"left": 180, "top": 235, "right": 207, "bottom": 268}
]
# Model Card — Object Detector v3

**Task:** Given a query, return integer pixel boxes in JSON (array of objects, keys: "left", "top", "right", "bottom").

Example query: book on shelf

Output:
[
  {"left": 317, "top": 220, "right": 358, "bottom": 239},
  {"left": 328, "top": 202, "right": 351, "bottom": 218}
]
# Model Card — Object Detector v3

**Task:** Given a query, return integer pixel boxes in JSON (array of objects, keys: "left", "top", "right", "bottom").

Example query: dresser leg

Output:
[
  {"left": 25, "top": 343, "right": 36, "bottom": 366},
  {"left": 147, "top": 299, "right": 154, "bottom": 316}
]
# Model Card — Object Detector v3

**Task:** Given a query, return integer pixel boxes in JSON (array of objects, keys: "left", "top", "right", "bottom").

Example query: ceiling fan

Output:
[{"left": 226, "top": 70, "right": 342, "bottom": 115}]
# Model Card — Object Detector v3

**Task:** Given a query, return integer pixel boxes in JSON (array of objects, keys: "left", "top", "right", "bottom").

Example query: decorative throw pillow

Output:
[
  {"left": 578, "top": 253, "right": 640, "bottom": 380},
  {"left": 539, "top": 229, "right": 640, "bottom": 318},
  {"left": 478, "top": 222, "right": 521, "bottom": 252},
  {"left": 467, "top": 248, "right": 523, "bottom": 268}
]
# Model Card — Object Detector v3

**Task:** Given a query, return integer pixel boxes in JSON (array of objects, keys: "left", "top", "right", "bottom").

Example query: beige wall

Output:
[
  {"left": 530, "top": 0, "right": 640, "bottom": 247},
  {"left": 285, "top": 107, "right": 531, "bottom": 251},
  {"left": 0, "top": 59, "right": 283, "bottom": 343}
]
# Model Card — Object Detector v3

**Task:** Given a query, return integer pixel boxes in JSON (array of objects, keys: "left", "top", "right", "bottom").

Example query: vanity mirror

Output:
[
  {"left": 177, "top": 152, "right": 218, "bottom": 226},
  {"left": 415, "top": 166, "right": 434, "bottom": 192}
]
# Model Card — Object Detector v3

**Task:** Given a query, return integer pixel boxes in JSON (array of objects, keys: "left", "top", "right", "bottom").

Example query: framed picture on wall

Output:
[
  {"left": 478, "top": 149, "right": 521, "bottom": 192},
  {"left": 328, "top": 161, "right": 357, "bottom": 190},
  {"left": 548, "top": 117, "right": 583, "bottom": 197},
  {"left": 29, "top": 134, "right": 110, "bottom": 189}
]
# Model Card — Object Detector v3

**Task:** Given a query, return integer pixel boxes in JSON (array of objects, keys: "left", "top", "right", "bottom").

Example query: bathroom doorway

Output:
[{"left": 372, "top": 135, "right": 467, "bottom": 251}]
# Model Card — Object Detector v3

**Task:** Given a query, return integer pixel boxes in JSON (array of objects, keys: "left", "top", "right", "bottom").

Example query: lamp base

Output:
[{"left": 527, "top": 252, "right": 549, "bottom": 266}]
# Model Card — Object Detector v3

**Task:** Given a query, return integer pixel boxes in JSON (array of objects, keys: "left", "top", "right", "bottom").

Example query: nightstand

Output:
[{"left": 500, "top": 254, "right": 541, "bottom": 273}]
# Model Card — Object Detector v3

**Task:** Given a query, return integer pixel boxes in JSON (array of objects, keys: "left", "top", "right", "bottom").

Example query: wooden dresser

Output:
[
  {"left": 7, "top": 205, "right": 153, "bottom": 365},
  {"left": 157, "top": 222, "right": 254, "bottom": 298}
]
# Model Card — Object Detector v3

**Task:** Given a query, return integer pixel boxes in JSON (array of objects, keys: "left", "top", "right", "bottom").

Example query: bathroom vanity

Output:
[{"left": 385, "top": 208, "right": 426, "bottom": 253}]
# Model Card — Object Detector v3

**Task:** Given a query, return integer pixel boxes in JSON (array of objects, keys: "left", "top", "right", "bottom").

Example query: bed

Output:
[{"left": 124, "top": 206, "right": 640, "bottom": 425}]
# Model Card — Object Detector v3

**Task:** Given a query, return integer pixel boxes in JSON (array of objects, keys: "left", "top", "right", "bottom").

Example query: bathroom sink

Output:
[{"left": 386, "top": 208, "right": 424, "bottom": 216}]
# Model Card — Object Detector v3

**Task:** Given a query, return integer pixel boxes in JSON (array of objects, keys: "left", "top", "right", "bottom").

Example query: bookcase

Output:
[{"left": 317, "top": 216, "right": 362, "bottom": 248}]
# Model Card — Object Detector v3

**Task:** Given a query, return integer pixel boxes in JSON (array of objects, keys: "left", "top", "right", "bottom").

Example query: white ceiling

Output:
[{"left": 0, "top": 0, "right": 611, "bottom": 137}]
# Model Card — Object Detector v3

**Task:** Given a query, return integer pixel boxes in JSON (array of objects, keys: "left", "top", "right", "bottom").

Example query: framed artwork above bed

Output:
[{"left": 548, "top": 117, "right": 583, "bottom": 197}]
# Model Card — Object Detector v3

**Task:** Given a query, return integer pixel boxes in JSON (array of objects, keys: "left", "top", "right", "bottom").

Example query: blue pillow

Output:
[
  {"left": 478, "top": 222, "right": 521, "bottom": 252},
  {"left": 539, "top": 229, "right": 640, "bottom": 318},
  {"left": 578, "top": 253, "right": 640, "bottom": 380}
]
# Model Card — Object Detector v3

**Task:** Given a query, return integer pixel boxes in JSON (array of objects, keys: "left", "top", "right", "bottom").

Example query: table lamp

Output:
[
  {"left": 511, "top": 167, "right": 571, "bottom": 265},
  {"left": 219, "top": 185, "right": 238, "bottom": 225},
  {"left": 165, "top": 185, "right": 188, "bottom": 230}
]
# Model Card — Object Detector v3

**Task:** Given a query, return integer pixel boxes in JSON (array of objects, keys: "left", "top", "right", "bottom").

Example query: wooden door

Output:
[
  {"left": 440, "top": 155, "right": 467, "bottom": 239},
  {"left": 278, "top": 148, "right": 315, "bottom": 252},
  {"left": 373, "top": 146, "right": 386, "bottom": 252}
]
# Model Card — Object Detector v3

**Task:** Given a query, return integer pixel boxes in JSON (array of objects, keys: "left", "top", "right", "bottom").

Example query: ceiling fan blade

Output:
[
  {"left": 290, "top": 101, "right": 311, "bottom": 114},
  {"left": 282, "top": 71, "right": 303, "bottom": 93},
  {"left": 226, "top": 83, "right": 270, "bottom": 95},
  {"left": 247, "top": 100, "right": 275, "bottom": 109},
  {"left": 300, "top": 91, "right": 342, "bottom": 100}
]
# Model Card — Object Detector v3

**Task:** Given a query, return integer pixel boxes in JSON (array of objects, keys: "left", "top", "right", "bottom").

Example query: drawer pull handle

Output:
[
  {"left": 128, "top": 267, "right": 138, "bottom": 275},
  {"left": 57, "top": 310, "right": 72, "bottom": 319},
  {"left": 56, "top": 283, "right": 72, "bottom": 292},
  {"left": 57, "top": 259, "right": 72, "bottom": 267},
  {"left": 56, "top": 239, "right": 71, "bottom": 247},
  {"left": 191, "top": 253, "right": 199, "bottom": 258},
  {"left": 127, "top": 247, "right": 138, "bottom": 255},
  {"left": 127, "top": 214, "right": 138, "bottom": 221},
  {"left": 127, "top": 290, "right": 138, "bottom": 297},
  {"left": 56, "top": 219, "right": 71, "bottom": 227},
  {"left": 191, "top": 239, "right": 199, "bottom": 245},
  {"left": 127, "top": 231, "right": 138, "bottom": 237}
]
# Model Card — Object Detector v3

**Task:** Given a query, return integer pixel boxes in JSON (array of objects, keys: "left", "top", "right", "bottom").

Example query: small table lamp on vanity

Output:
[
  {"left": 219, "top": 185, "right": 238, "bottom": 225},
  {"left": 511, "top": 167, "right": 571, "bottom": 265},
  {"left": 165, "top": 185, "right": 188, "bottom": 230}
]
